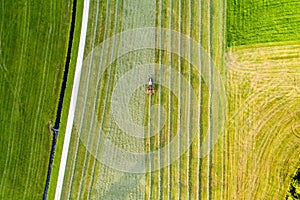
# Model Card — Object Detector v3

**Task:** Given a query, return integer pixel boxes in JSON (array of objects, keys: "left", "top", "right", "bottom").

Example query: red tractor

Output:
[{"left": 145, "top": 78, "right": 155, "bottom": 95}]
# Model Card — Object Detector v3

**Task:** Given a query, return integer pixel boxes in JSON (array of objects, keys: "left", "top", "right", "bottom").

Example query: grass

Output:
[
  {"left": 0, "top": 0, "right": 72, "bottom": 199},
  {"left": 226, "top": 41, "right": 300, "bottom": 199},
  {"left": 227, "top": 0, "right": 300, "bottom": 47},
  {"left": 47, "top": 0, "right": 84, "bottom": 199},
  {"left": 51, "top": 0, "right": 300, "bottom": 199},
  {"left": 53, "top": 0, "right": 227, "bottom": 199}
]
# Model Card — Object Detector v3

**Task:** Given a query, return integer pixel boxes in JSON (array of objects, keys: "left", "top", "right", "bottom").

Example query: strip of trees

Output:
[{"left": 286, "top": 167, "right": 300, "bottom": 199}]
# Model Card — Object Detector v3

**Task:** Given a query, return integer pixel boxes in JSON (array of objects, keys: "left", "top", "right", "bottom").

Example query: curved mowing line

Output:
[
  {"left": 249, "top": 101, "right": 298, "bottom": 199},
  {"left": 77, "top": 0, "right": 120, "bottom": 198},
  {"left": 234, "top": 99, "right": 299, "bottom": 199},
  {"left": 66, "top": 0, "right": 105, "bottom": 198},
  {"left": 54, "top": 0, "right": 90, "bottom": 198}
]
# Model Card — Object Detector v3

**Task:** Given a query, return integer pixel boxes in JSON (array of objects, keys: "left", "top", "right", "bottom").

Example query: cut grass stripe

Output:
[
  {"left": 66, "top": 0, "right": 107, "bottom": 198},
  {"left": 78, "top": 0, "right": 122, "bottom": 198}
]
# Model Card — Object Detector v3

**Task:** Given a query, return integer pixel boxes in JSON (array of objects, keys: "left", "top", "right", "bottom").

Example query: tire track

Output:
[
  {"left": 207, "top": 0, "right": 213, "bottom": 198},
  {"left": 168, "top": 1, "right": 173, "bottom": 199},
  {"left": 187, "top": 0, "right": 192, "bottom": 199},
  {"left": 158, "top": 0, "right": 163, "bottom": 198},
  {"left": 198, "top": 0, "right": 204, "bottom": 199},
  {"left": 178, "top": 0, "right": 182, "bottom": 198}
]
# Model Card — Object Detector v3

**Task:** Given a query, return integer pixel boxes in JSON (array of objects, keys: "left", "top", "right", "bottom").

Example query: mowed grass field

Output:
[
  {"left": 227, "top": 0, "right": 300, "bottom": 46},
  {"left": 0, "top": 0, "right": 72, "bottom": 199},
  {"left": 57, "top": 0, "right": 226, "bottom": 199},
  {"left": 226, "top": 41, "right": 300, "bottom": 199}
]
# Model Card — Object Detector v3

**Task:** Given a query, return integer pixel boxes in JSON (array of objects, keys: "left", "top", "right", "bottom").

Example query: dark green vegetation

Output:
[
  {"left": 0, "top": 0, "right": 72, "bottom": 199},
  {"left": 227, "top": 0, "right": 300, "bottom": 46},
  {"left": 287, "top": 167, "right": 300, "bottom": 200}
]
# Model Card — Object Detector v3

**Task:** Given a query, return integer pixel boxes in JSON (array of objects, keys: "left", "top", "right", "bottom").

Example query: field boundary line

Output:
[{"left": 54, "top": 0, "right": 90, "bottom": 199}]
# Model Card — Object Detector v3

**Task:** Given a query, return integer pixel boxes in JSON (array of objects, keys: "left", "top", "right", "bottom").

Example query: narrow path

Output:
[{"left": 54, "top": 0, "right": 90, "bottom": 199}]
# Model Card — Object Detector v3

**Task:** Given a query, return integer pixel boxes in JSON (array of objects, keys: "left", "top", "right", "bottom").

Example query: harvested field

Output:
[
  {"left": 225, "top": 41, "right": 300, "bottom": 199},
  {"left": 56, "top": 0, "right": 227, "bottom": 199}
]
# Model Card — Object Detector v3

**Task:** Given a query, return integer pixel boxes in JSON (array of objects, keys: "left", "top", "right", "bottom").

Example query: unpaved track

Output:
[{"left": 54, "top": 0, "right": 90, "bottom": 199}]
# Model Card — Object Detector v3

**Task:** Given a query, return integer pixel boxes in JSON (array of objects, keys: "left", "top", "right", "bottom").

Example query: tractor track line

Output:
[
  {"left": 178, "top": 0, "right": 182, "bottom": 198},
  {"left": 187, "top": 0, "right": 192, "bottom": 198},
  {"left": 168, "top": 1, "right": 173, "bottom": 199},
  {"left": 222, "top": 0, "right": 227, "bottom": 198},
  {"left": 158, "top": 0, "right": 163, "bottom": 198},
  {"left": 207, "top": 0, "right": 214, "bottom": 198},
  {"left": 198, "top": 0, "right": 204, "bottom": 199},
  {"left": 54, "top": 0, "right": 90, "bottom": 198},
  {"left": 148, "top": 93, "right": 153, "bottom": 200}
]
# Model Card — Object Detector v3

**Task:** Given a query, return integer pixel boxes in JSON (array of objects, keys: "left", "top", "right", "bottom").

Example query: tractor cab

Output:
[{"left": 145, "top": 78, "right": 155, "bottom": 95}]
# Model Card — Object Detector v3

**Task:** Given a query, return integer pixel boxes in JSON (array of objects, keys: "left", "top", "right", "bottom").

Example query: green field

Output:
[
  {"left": 2, "top": 0, "right": 300, "bottom": 199},
  {"left": 227, "top": 0, "right": 300, "bottom": 46},
  {"left": 50, "top": 0, "right": 300, "bottom": 199},
  {"left": 0, "top": 0, "right": 72, "bottom": 199}
]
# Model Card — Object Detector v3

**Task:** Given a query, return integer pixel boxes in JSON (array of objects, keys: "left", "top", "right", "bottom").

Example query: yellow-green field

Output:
[{"left": 226, "top": 41, "right": 300, "bottom": 199}]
